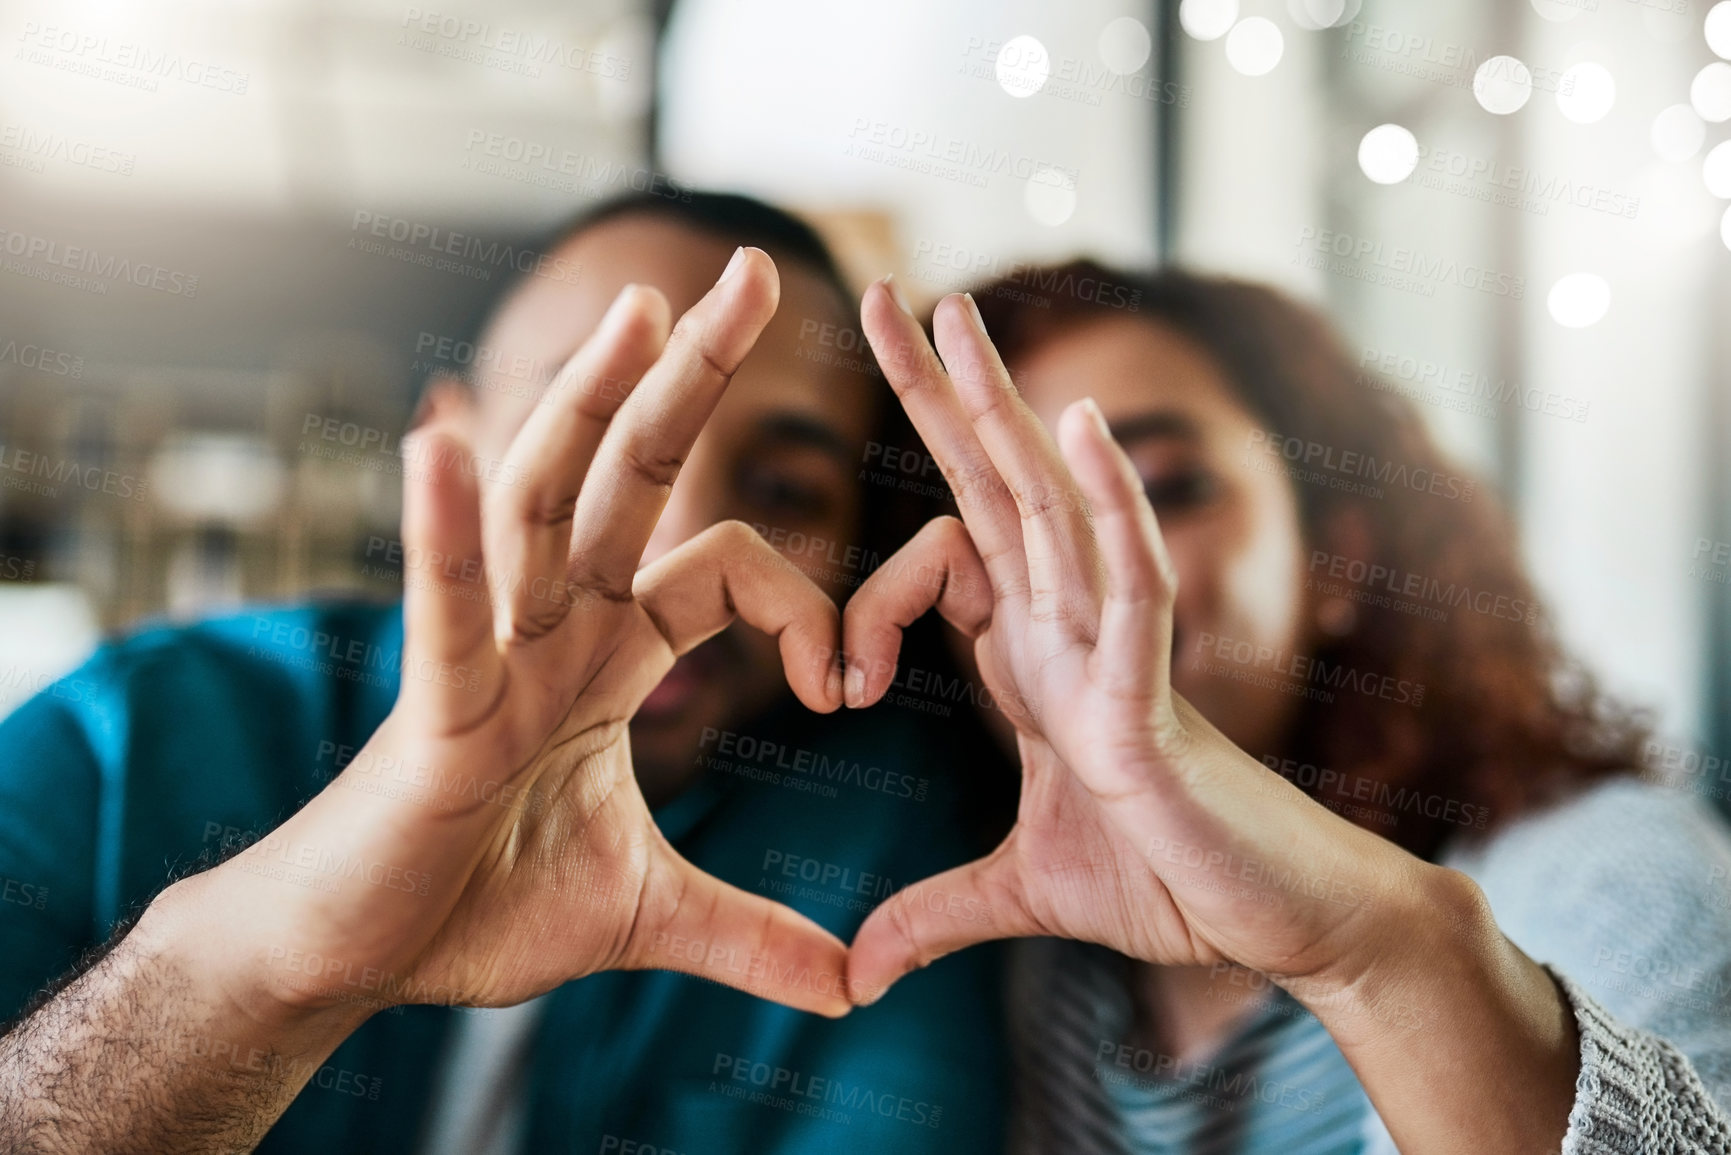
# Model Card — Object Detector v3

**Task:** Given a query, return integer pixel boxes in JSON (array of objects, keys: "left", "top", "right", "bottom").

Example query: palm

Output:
[{"left": 991, "top": 747, "right": 1213, "bottom": 966}]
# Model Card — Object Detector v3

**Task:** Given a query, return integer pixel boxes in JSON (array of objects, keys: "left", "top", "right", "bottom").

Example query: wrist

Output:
[
  {"left": 1281, "top": 859, "right": 1493, "bottom": 1046},
  {"left": 140, "top": 874, "right": 377, "bottom": 1058},
  {"left": 1283, "top": 866, "right": 1579, "bottom": 1152}
]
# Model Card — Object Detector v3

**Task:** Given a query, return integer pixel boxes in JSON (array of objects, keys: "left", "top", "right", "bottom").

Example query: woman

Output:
[{"left": 838, "top": 264, "right": 1731, "bottom": 1153}]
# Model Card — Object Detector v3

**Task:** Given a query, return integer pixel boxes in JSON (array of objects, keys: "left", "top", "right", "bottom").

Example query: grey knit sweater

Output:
[{"left": 1364, "top": 777, "right": 1731, "bottom": 1153}]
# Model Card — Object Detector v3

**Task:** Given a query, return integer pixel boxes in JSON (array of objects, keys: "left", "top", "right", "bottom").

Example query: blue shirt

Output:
[{"left": 0, "top": 600, "right": 1007, "bottom": 1154}]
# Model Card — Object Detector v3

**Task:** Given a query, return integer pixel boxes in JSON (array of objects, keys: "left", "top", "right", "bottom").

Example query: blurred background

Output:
[{"left": 1, "top": 0, "right": 1728, "bottom": 802}]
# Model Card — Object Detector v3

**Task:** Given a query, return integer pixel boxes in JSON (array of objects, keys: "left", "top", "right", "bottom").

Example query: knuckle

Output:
[
  {"left": 710, "top": 518, "right": 761, "bottom": 549},
  {"left": 883, "top": 895, "right": 929, "bottom": 968},
  {"left": 619, "top": 442, "right": 685, "bottom": 489}
]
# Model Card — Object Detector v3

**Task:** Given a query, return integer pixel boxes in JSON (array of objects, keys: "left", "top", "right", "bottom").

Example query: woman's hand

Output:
[
  {"left": 843, "top": 282, "right": 1426, "bottom": 1001},
  {"left": 842, "top": 282, "right": 1580, "bottom": 1154},
  {"left": 163, "top": 249, "right": 854, "bottom": 1030}
]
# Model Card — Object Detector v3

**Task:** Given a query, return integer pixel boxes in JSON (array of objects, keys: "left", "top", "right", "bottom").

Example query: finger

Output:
[
  {"left": 398, "top": 410, "right": 501, "bottom": 729},
  {"left": 932, "top": 293, "right": 1106, "bottom": 638},
  {"left": 626, "top": 839, "right": 853, "bottom": 1017},
  {"left": 846, "top": 851, "right": 1036, "bottom": 1006},
  {"left": 858, "top": 278, "right": 1029, "bottom": 603},
  {"left": 1057, "top": 399, "right": 1177, "bottom": 701},
  {"left": 633, "top": 520, "right": 843, "bottom": 713},
  {"left": 568, "top": 247, "right": 779, "bottom": 597},
  {"left": 841, "top": 516, "right": 991, "bottom": 709},
  {"left": 485, "top": 285, "right": 671, "bottom": 642}
]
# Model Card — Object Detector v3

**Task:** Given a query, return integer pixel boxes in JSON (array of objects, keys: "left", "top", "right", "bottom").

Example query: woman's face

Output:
[{"left": 1010, "top": 314, "right": 1314, "bottom": 757}]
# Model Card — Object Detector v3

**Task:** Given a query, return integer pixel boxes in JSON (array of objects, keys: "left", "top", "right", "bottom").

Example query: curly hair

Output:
[{"left": 965, "top": 260, "right": 1647, "bottom": 859}]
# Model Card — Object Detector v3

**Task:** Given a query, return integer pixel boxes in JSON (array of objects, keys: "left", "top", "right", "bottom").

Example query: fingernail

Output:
[
  {"left": 826, "top": 662, "right": 843, "bottom": 705},
  {"left": 962, "top": 292, "right": 986, "bottom": 333},
  {"left": 1083, "top": 397, "right": 1110, "bottom": 437},
  {"left": 599, "top": 283, "right": 642, "bottom": 332},
  {"left": 718, "top": 246, "right": 746, "bottom": 285},
  {"left": 882, "top": 274, "right": 913, "bottom": 317},
  {"left": 844, "top": 664, "right": 866, "bottom": 709}
]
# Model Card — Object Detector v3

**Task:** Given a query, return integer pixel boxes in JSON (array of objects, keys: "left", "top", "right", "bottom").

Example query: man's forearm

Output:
[{"left": 0, "top": 882, "right": 372, "bottom": 1154}]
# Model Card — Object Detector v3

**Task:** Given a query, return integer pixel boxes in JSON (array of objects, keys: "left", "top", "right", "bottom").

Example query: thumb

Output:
[
  {"left": 847, "top": 852, "right": 1035, "bottom": 1006},
  {"left": 622, "top": 839, "right": 853, "bottom": 1018}
]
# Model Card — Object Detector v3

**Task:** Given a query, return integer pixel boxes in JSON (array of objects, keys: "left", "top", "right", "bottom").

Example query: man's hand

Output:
[
  {"left": 171, "top": 249, "right": 851, "bottom": 1025},
  {"left": 0, "top": 249, "right": 855, "bottom": 1154}
]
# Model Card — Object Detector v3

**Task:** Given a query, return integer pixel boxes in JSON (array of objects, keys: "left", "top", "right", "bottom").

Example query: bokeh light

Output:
[
  {"left": 1225, "top": 17, "right": 1284, "bottom": 77},
  {"left": 1358, "top": 124, "right": 1420, "bottom": 185},
  {"left": 995, "top": 35, "right": 1050, "bottom": 99},
  {"left": 1652, "top": 104, "right": 1707, "bottom": 161},
  {"left": 1474, "top": 56, "right": 1534, "bottom": 115},
  {"left": 1179, "top": 0, "right": 1239, "bottom": 41},
  {"left": 1547, "top": 273, "right": 1612, "bottom": 329},
  {"left": 1556, "top": 62, "right": 1615, "bottom": 125}
]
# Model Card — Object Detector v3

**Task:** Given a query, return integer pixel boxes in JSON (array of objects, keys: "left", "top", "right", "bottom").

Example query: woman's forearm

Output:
[{"left": 1291, "top": 863, "right": 1578, "bottom": 1155}]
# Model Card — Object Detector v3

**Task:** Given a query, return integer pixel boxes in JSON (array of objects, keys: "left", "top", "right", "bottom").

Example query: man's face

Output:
[{"left": 462, "top": 214, "right": 876, "bottom": 802}]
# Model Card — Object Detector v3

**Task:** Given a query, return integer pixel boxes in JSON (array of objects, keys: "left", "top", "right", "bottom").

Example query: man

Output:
[{"left": 0, "top": 192, "right": 1006, "bottom": 1153}]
